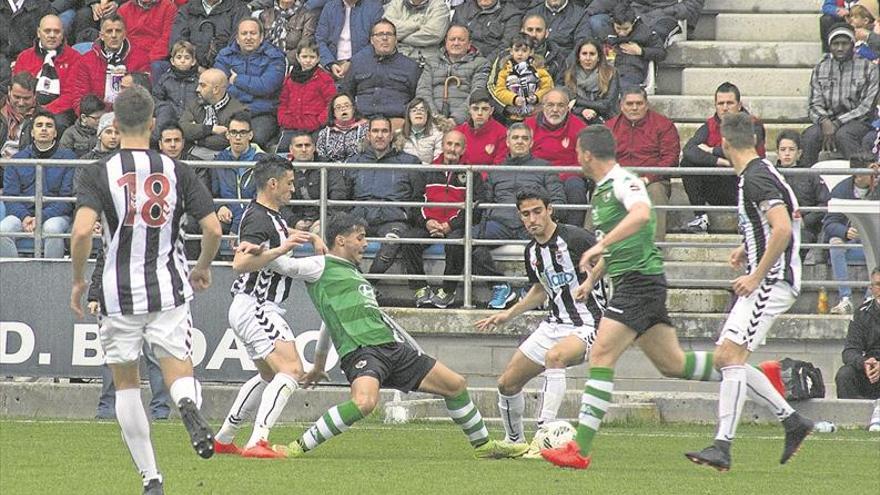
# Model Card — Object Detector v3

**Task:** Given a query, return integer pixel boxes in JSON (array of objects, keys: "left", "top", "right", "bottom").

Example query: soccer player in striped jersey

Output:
[
  {"left": 236, "top": 213, "right": 529, "bottom": 460},
  {"left": 69, "top": 86, "right": 222, "bottom": 494},
  {"left": 475, "top": 187, "right": 607, "bottom": 458},
  {"left": 685, "top": 113, "right": 813, "bottom": 471},
  {"left": 212, "top": 155, "right": 327, "bottom": 459}
]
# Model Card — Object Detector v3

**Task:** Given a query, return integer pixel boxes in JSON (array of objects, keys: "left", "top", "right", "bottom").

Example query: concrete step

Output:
[
  {"left": 703, "top": 0, "right": 822, "bottom": 14},
  {"left": 674, "top": 122, "right": 811, "bottom": 151},
  {"left": 694, "top": 13, "right": 819, "bottom": 42},
  {"left": 658, "top": 67, "right": 812, "bottom": 97},
  {"left": 666, "top": 41, "right": 822, "bottom": 68},
  {"left": 652, "top": 95, "right": 808, "bottom": 123}
]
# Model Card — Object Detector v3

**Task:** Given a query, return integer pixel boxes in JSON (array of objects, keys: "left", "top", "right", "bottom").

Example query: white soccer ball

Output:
[{"left": 534, "top": 420, "right": 576, "bottom": 449}]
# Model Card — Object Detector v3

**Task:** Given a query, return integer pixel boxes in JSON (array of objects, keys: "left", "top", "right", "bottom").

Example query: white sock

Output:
[
  {"left": 216, "top": 374, "right": 268, "bottom": 444},
  {"left": 715, "top": 365, "right": 748, "bottom": 442},
  {"left": 497, "top": 391, "right": 525, "bottom": 443},
  {"left": 744, "top": 365, "right": 794, "bottom": 421},
  {"left": 538, "top": 369, "right": 566, "bottom": 426},
  {"left": 169, "top": 376, "right": 202, "bottom": 409},
  {"left": 115, "top": 389, "right": 161, "bottom": 484},
  {"left": 246, "top": 373, "right": 299, "bottom": 448}
]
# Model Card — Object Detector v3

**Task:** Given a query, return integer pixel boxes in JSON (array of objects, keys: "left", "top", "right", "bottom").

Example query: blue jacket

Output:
[
  {"left": 212, "top": 145, "right": 265, "bottom": 233},
  {"left": 314, "top": 0, "right": 384, "bottom": 67},
  {"left": 340, "top": 47, "right": 421, "bottom": 118},
  {"left": 214, "top": 40, "right": 287, "bottom": 115},
  {"left": 346, "top": 146, "right": 419, "bottom": 225},
  {"left": 5, "top": 146, "right": 77, "bottom": 220},
  {"left": 822, "top": 176, "right": 865, "bottom": 241}
]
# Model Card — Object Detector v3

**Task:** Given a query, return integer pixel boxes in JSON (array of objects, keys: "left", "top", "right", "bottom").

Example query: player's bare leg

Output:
[
  {"left": 497, "top": 351, "right": 544, "bottom": 444},
  {"left": 542, "top": 319, "right": 636, "bottom": 469},
  {"left": 157, "top": 354, "right": 214, "bottom": 459},
  {"left": 110, "top": 362, "right": 164, "bottom": 489}
]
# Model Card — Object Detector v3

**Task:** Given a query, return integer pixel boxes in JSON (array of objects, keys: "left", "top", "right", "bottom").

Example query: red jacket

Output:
[
  {"left": 277, "top": 68, "right": 336, "bottom": 132},
  {"left": 456, "top": 117, "right": 508, "bottom": 179},
  {"left": 13, "top": 45, "right": 81, "bottom": 115},
  {"left": 117, "top": 0, "right": 178, "bottom": 62},
  {"left": 605, "top": 109, "right": 680, "bottom": 184},
  {"left": 525, "top": 113, "right": 586, "bottom": 181},
  {"left": 73, "top": 41, "right": 151, "bottom": 111}
]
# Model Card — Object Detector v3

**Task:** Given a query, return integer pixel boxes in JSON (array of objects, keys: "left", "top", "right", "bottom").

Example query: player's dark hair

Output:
[
  {"left": 253, "top": 154, "right": 293, "bottom": 190},
  {"left": 715, "top": 82, "right": 741, "bottom": 102},
  {"left": 577, "top": 126, "right": 616, "bottom": 160},
  {"left": 327, "top": 213, "right": 368, "bottom": 248},
  {"left": 720, "top": 112, "right": 756, "bottom": 150},
  {"left": 516, "top": 187, "right": 552, "bottom": 209},
  {"left": 229, "top": 110, "right": 253, "bottom": 130},
  {"left": 850, "top": 152, "right": 876, "bottom": 169},
  {"left": 113, "top": 86, "right": 154, "bottom": 134},
  {"left": 776, "top": 129, "right": 801, "bottom": 150}
]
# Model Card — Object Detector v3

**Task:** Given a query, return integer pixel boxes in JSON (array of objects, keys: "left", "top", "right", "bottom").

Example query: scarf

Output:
[
  {"left": 333, "top": 117, "right": 359, "bottom": 131},
  {"left": 268, "top": 0, "right": 301, "bottom": 50},
  {"left": 288, "top": 63, "right": 317, "bottom": 84},
  {"left": 5, "top": 0, "right": 24, "bottom": 13},
  {"left": 202, "top": 92, "right": 230, "bottom": 125},
  {"left": 1, "top": 100, "right": 35, "bottom": 141},
  {"left": 34, "top": 41, "right": 62, "bottom": 106},
  {"left": 575, "top": 66, "right": 599, "bottom": 101},
  {"left": 33, "top": 139, "right": 60, "bottom": 159},
  {"left": 99, "top": 39, "right": 130, "bottom": 104},
  {"left": 170, "top": 64, "right": 199, "bottom": 80}
]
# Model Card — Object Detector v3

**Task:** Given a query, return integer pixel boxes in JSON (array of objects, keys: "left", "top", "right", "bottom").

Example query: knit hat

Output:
[
  {"left": 468, "top": 89, "right": 492, "bottom": 106},
  {"left": 827, "top": 24, "right": 855, "bottom": 44},
  {"left": 97, "top": 112, "right": 115, "bottom": 137}
]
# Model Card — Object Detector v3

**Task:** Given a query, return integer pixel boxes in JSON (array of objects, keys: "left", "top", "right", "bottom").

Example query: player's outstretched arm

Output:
[
  {"left": 300, "top": 324, "right": 331, "bottom": 388},
  {"left": 190, "top": 214, "right": 222, "bottom": 291},
  {"left": 575, "top": 259, "right": 606, "bottom": 300},
  {"left": 732, "top": 204, "right": 792, "bottom": 297},
  {"left": 232, "top": 230, "right": 312, "bottom": 274},
  {"left": 475, "top": 284, "right": 545, "bottom": 331},
  {"left": 70, "top": 206, "right": 99, "bottom": 318}
]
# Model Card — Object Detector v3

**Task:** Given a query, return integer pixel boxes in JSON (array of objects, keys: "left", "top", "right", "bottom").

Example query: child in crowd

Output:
[
  {"left": 59, "top": 95, "right": 105, "bottom": 157},
  {"left": 152, "top": 41, "right": 200, "bottom": 141},
  {"left": 277, "top": 40, "right": 337, "bottom": 152},
  {"left": 848, "top": 5, "right": 879, "bottom": 61},
  {"left": 489, "top": 34, "right": 553, "bottom": 123}
]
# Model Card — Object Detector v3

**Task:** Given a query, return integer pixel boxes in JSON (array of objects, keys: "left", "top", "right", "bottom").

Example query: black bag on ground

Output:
[{"left": 779, "top": 358, "right": 825, "bottom": 400}]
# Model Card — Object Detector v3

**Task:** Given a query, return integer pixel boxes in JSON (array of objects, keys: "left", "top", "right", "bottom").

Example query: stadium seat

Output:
[{"left": 811, "top": 160, "right": 850, "bottom": 191}]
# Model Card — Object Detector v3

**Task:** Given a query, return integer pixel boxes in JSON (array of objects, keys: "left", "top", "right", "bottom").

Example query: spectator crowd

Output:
[{"left": 1, "top": 0, "right": 879, "bottom": 311}]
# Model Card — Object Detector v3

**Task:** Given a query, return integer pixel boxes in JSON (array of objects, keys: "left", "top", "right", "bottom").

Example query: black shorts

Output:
[
  {"left": 605, "top": 272, "right": 672, "bottom": 336},
  {"left": 339, "top": 342, "right": 437, "bottom": 393}
]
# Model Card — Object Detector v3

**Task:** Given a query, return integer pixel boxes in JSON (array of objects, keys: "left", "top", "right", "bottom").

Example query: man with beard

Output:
[{"left": 179, "top": 68, "right": 247, "bottom": 160}]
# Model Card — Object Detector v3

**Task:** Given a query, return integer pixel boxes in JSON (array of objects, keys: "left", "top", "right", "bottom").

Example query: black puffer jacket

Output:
[
  {"left": 169, "top": 0, "right": 250, "bottom": 68},
  {"left": 0, "top": 0, "right": 53, "bottom": 59},
  {"left": 606, "top": 17, "right": 666, "bottom": 86},
  {"left": 450, "top": 0, "right": 523, "bottom": 60}
]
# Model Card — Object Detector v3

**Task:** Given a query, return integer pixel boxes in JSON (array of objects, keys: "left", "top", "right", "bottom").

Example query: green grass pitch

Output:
[{"left": 1, "top": 419, "right": 877, "bottom": 494}]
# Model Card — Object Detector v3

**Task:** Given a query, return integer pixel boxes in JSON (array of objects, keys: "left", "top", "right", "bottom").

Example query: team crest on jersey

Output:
[
  {"left": 457, "top": 172, "right": 467, "bottom": 184},
  {"left": 561, "top": 137, "right": 570, "bottom": 149},
  {"left": 485, "top": 144, "right": 495, "bottom": 155},
  {"left": 355, "top": 360, "right": 367, "bottom": 369},
  {"left": 358, "top": 283, "right": 377, "bottom": 303}
]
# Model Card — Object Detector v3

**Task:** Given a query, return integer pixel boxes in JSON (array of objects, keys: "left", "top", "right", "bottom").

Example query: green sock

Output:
[
  {"left": 445, "top": 390, "right": 489, "bottom": 448},
  {"left": 683, "top": 351, "right": 720, "bottom": 381},
  {"left": 575, "top": 367, "right": 614, "bottom": 456},
  {"left": 299, "top": 400, "right": 364, "bottom": 451}
]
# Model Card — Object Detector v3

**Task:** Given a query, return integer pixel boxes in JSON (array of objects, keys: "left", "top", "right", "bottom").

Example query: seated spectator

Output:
[
  {"left": 848, "top": 4, "right": 879, "bottom": 61},
  {"left": 802, "top": 24, "right": 879, "bottom": 167},
  {"left": 455, "top": 89, "right": 508, "bottom": 172},
  {"left": 159, "top": 122, "right": 210, "bottom": 259},
  {"left": 563, "top": 38, "right": 620, "bottom": 125},
  {"left": 284, "top": 130, "right": 347, "bottom": 233},
  {"left": 315, "top": 93, "right": 369, "bottom": 162},
  {"left": 73, "top": 14, "right": 151, "bottom": 109},
  {"left": 117, "top": 0, "right": 177, "bottom": 76},
  {"left": 470, "top": 123, "right": 565, "bottom": 309},
  {"left": 402, "top": 129, "right": 486, "bottom": 308},
  {"left": 255, "top": 0, "right": 319, "bottom": 64},
  {"left": 525, "top": 0, "right": 591, "bottom": 65},
  {"left": 520, "top": 13, "right": 566, "bottom": 82},
  {"left": 1, "top": 73, "right": 39, "bottom": 159},
  {"left": 13, "top": 14, "right": 82, "bottom": 130},
  {"left": 606, "top": 86, "right": 679, "bottom": 241},
  {"left": 0, "top": 109, "right": 76, "bottom": 258},
  {"left": 415, "top": 24, "right": 489, "bottom": 126},
  {"left": 214, "top": 18, "right": 287, "bottom": 149},
  {"left": 774, "top": 130, "right": 830, "bottom": 265},
  {"left": 277, "top": 39, "right": 337, "bottom": 149},
  {"left": 179, "top": 68, "right": 247, "bottom": 160},
  {"left": 71, "top": 0, "right": 119, "bottom": 46},
  {"left": 315, "top": 0, "right": 384, "bottom": 80},
  {"left": 79, "top": 111, "right": 118, "bottom": 160},
  {"left": 822, "top": 153, "right": 878, "bottom": 314},
  {"left": 488, "top": 33, "right": 553, "bottom": 124},
  {"left": 340, "top": 18, "right": 421, "bottom": 126},
  {"left": 212, "top": 111, "right": 266, "bottom": 235},
  {"left": 524, "top": 88, "right": 588, "bottom": 227},
  {"left": 680, "top": 82, "right": 766, "bottom": 234},
  {"left": 629, "top": 0, "right": 702, "bottom": 39},
  {"left": 450, "top": 0, "right": 522, "bottom": 60},
  {"left": 383, "top": 0, "right": 450, "bottom": 66},
  {"left": 854, "top": 9, "right": 880, "bottom": 56},
  {"left": 152, "top": 40, "right": 199, "bottom": 143},
  {"left": 605, "top": 2, "right": 667, "bottom": 87},
  {"left": 60, "top": 94, "right": 105, "bottom": 156},
  {"left": 170, "top": 0, "right": 250, "bottom": 70},
  {"left": 835, "top": 267, "right": 880, "bottom": 422},
  {"left": 0, "top": 0, "right": 53, "bottom": 61},
  {"left": 345, "top": 115, "right": 420, "bottom": 275},
  {"left": 821, "top": 0, "right": 853, "bottom": 53},
  {"left": 0, "top": 53, "right": 10, "bottom": 96},
  {"left": 399, "top": 97, "right": 443, "bottom": 164}
]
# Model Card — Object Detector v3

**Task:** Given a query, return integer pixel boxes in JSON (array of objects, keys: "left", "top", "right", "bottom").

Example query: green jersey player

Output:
[{"left": 237, "top": 213, "right": 528, "bottom": 460}]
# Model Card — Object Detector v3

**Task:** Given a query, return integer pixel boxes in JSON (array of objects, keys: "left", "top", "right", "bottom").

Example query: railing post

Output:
[
  {"left": 463, "top": 168, "right": 474, "bottom": 309},
  {"left": 33, "top": 163, "right": 44, "bottom": 258},
  {"left": 319, "top": 166, "right": 328, "bottom": 242}
]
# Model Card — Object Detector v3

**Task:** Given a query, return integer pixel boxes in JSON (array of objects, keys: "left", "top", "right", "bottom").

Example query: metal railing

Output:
[{"left": 0, "top": 158, "right": 875, "bottom": 307}]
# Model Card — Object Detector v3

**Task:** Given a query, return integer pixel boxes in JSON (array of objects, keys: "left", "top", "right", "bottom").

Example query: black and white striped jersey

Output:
[
  {"left": 231, "top": 201, "right": 294, "bottom": 303},
  {"left": 737, "top": 158, "right": 802, "bottom": 291},
  {"left": 525, "top": 224, "right": 608, "bottom": 327},
  {"left": 75, "top": 149, "right": 215, "bottom": 316}
]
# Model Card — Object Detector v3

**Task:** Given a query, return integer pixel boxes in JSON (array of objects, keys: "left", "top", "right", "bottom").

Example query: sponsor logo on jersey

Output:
[
  {"left": 544, "top": 269, "right": 576, "bottom": 289},
  {"left": 358, "top": 283, "right": 378, "bottom": 305}
]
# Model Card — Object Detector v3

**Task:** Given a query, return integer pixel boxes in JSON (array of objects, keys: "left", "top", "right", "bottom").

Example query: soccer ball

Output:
[{"left": 533, "top": 421, "right": 576, "bottom": 449}]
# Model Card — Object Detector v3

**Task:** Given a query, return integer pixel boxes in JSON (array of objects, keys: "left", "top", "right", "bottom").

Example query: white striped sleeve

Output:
[{"left": 268, "top": 255, "right": 326, "bottom": 282}]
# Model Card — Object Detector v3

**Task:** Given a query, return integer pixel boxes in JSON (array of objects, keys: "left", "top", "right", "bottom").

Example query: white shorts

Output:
[
  {"left": 228, "top": 294, "right": 295, "bottom": 361},
  {"left": 519, "top": 320, "right": 596, "bottom": 367},
  {"left": 99, "top": 303, "right": 193, "bottom": 364},
  {"left": 717, "top": 282, "right": 797, "bottom": 352}
]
